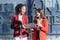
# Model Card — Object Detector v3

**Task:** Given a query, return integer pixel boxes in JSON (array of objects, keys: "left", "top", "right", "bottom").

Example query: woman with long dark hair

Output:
[
  {"left": 11, "top": 4, "right": 28, "bottom": 40},
  {"left": 31, "top": 8, "right": 48, "bottom": 40}
]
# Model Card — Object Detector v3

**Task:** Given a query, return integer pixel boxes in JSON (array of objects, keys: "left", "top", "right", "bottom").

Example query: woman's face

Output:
[
  {"left": 35, "top": 11, "right": 40, "bottom": 17},
  {"left": 20, "top": 6, "right": 26, "bottom": 15}
]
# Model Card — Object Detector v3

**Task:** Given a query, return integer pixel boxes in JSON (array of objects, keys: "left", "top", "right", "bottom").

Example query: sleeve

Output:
[
  {"left": 10, "top": 15, "right": 15, "bottom": 29},
  {"left": 22, "top": 15, "right": 28, "bottom": 30},
  {"left": 41, "top": 19, "right": 48, "bottom": 33}
]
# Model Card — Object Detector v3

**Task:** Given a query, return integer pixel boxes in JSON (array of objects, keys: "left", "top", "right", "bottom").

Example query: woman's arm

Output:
[
  {"left": 11, "top": 15, "right": 15, "bottom": 29},
  {"left": 40, "top": 19, "right": 48, "bottom": 33},
  {"left": 22, "top": 15, "right": 28, "bottom": 30}
]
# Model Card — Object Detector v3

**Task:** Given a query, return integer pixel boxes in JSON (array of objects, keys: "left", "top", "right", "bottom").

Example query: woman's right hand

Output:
[{"left": 30, "top": 26, "right": 34, "bottom": 31}]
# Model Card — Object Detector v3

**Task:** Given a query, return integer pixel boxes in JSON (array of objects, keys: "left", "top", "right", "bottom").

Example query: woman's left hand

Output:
[
  {"left": 22, "top": 25, "right": 27, "bottom": 28},
  {"left": 38, "top": 24, "right": 43, "bottom": 27},
  {"left": 37, "top": 19, "right": 43, "bottom": 27}
]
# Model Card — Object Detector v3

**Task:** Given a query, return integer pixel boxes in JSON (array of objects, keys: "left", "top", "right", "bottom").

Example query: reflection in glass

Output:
[
  {"left": 0, "top": 4, "right": 2, "bottom": 11},
  {"left": 4, "top": 3, "right": 14, "bottom": 12}
]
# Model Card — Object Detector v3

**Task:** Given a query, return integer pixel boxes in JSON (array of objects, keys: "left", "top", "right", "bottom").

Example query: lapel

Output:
[
  {"left": 22, "top": 15, "right": 25, "bottom": 24},
  {"left": 15, "top": 14, "right": 25, "bottom": 24},
  {"left": 15, "top": 14, "right": 18, "bottom": 21}
]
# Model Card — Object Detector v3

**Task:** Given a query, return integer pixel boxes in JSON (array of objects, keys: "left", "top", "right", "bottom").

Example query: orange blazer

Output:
[
  {"left": 32, "top": 18, "right": 48, "bottom": 40},
  {"left": 11, "top": 14, "right": 28, "bottom": 37}
]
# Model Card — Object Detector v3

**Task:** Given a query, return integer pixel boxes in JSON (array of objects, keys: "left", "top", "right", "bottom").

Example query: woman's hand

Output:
[
  {"left": 30, "top": 26, "right": 34, "bottom": 31},
  {"left": 22, "top": 25, "right": 27, "bottom": 29},
  {"left": 30, "top": 29, "right": 34, "bottom": 31},
  {"left": 37, "top": 19, "right": 43, "bottom": 27}
]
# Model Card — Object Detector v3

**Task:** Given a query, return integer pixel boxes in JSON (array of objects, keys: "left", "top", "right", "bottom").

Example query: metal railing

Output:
[{"left": 0, "top": 33, "right": 60, "bottom": 40}]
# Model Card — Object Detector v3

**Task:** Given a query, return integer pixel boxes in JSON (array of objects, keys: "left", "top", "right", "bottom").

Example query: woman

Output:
[
  {"left": 11, "top": 4, "right": 28, "bottom": 40},
  {"left": 32, "top": 8, "right": 48, "bottom": 40}
]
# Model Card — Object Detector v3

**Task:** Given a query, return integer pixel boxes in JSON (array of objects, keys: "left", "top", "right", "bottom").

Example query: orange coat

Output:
[{"left": 32, "top": 18, "right": 48, "bottom": 40}]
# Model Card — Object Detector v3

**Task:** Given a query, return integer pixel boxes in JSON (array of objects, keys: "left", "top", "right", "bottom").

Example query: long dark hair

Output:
[
  {"left": 35, "top": 8, "right": 46, "bottom": 19},
  {"left": 15, "top": 4, "right": 25, "bottom": 14}
]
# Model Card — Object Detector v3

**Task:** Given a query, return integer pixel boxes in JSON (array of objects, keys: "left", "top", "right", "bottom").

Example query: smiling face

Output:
[
  {"left": 35, "top": 10, "right": 40, "bottom": 17},
  {"left": 19, "top": 6, "right": 26, "bottom": 15},
  {"left": 35, "top": 8, "right": 45, "bottom": 18}
]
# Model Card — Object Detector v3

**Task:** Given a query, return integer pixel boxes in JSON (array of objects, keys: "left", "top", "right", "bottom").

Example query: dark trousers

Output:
[{"left": 36, "top": 31, "right": 40, "bottom": 40}]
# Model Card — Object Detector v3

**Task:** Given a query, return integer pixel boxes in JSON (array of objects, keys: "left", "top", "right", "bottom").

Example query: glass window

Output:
[{"left": 0, "top": 0, "right": 27, "bottom": 33}]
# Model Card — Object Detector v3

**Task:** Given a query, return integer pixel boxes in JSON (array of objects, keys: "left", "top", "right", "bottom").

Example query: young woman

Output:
[
  {"left": 31, "top": 8, "right": 48, "bottom": 40},
  {"left": 11, "top": 4, "right": 28, "bottom": 40}
]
